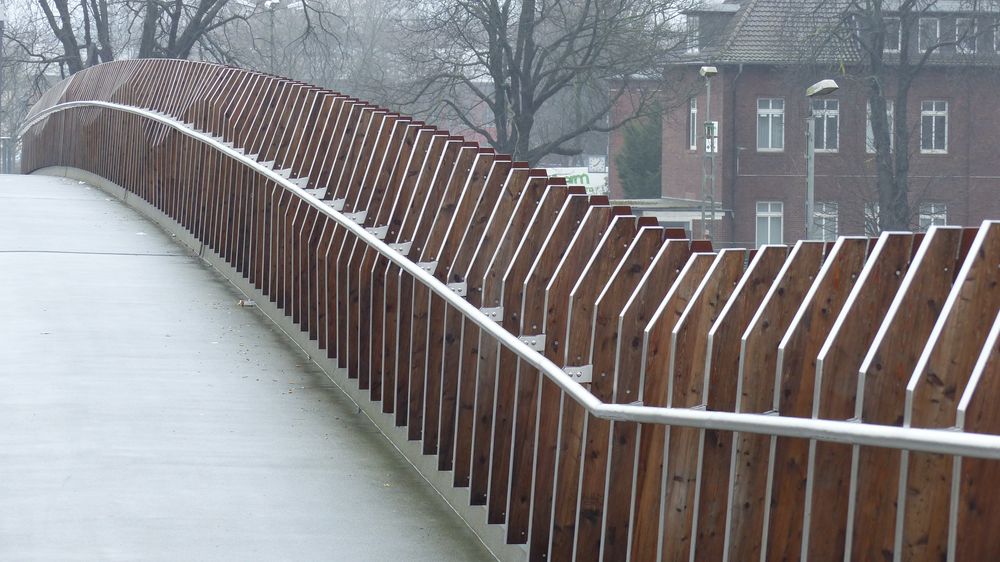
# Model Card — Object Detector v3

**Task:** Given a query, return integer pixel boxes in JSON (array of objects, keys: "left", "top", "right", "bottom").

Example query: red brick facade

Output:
[{"left": 610, "top": 64, "right": 1000, "bottom": 247}]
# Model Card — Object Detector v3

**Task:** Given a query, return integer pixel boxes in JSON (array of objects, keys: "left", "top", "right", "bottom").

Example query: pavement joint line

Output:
[{"left": 0, "top": 250, "right": 187, "bottom": 257}]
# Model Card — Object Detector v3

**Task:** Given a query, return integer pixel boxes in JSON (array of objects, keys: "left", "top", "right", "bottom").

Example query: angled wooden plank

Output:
[
  {"left": 599, "top": 238, "right": 697, "bottom": 561},
  {"left": 573, "top": 226, "right": 668, "bottom": 560},
  {"left": 432, "top": 148, "right": 500, "bottom": 467},
  {"left": 504, "top": 192, "right": 598, "bottom": 543},
  {"left": 690, "top": 245, "right": 789, "bottom": 562},
  {"left": 764, "top": 237, "right": 869, "bottom": 562},
  {"left": 628, "top": 251, "right": 717, "bottom": 560},
  {"left": 546, "top": 217, "right": 647, "bottom": 562},
  {"left": 723, "top": 241, "right": 826, "bottom": 562},
  {"left": 400, "top": 137, "right": 470, "bottom": 435},
  {"left": 358, "top": 121, "right": 427, "bottom": 402},
  {"left": 526, "top": 206, "right": 631, "bottom": 560},
  {"left": 899, "top": 221, "right": 1000, "bottom": 562},
  {"left": 801, "top": 232, "right": 915, "bottom": 561},
  {"left": 452, "top": 166, "right": 542, "bottom": 496},
  {"left": 952, "top": 311, "right": 1000, "bottom": 561},
  {"left": 477, "top": 183, "right": 578, "bottom": 522},
  {"left": 386, "top": 133, "right": 461, "bottom": 421},
  {"left": 659, "top": 249, "right": 747, "bottom": 562}
]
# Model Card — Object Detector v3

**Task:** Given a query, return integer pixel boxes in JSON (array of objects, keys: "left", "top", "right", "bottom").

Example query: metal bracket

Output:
[
  {"left": 479, "top": 306, "right": 503, "bottom": 320},
  {"left": 366, "top": 225, "right": 389, "bottom": 239},
  {"left": 448, "top": 281, "right": 467, "bottom": 297},
  {"left": 290, "top": 177, "right": 309, "bottom": 188},
  {"left": 519, "top": 334, "right": 546, "bottom": 352},
  {"left": 261, "top": 160, "right": 276, "bottom": 168},
  {"left": 417, "top": 260, "right": 438, "bottom": 274},
  {"left": 277, "top": 167, "right": 294, "bottom": 179},
  {"left": 344, "top": 209, "right": 367, "bottom": 223},
  {"left": 330, "top": 198, "right": 346, "bottom": 211},
  {"left": 389, "top": 241, "right": 412, "bottom": 254},
  {"left": 565, "top": 365, "right": 593, "bottom": 384}
]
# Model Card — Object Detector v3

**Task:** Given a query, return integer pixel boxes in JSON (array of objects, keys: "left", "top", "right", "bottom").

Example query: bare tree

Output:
[
  {"left": 815, "top": 0, "right": 999, "bottom": 230},
  {"left": 394, "top": 0, "right": 691, "bottom": 164}
]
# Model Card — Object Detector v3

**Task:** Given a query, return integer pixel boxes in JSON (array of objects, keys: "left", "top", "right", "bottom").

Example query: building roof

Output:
[
  {"left": 693, "top": 0, "right": 1000, "bottom": 65},
  {"left": 716, "top": 0, "right": 854, "bottom": 64}
]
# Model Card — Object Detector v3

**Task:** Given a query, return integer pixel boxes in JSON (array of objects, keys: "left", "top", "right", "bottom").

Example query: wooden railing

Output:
[{"left": 19, "top": 59, "right": 1000, "bottom": 562}]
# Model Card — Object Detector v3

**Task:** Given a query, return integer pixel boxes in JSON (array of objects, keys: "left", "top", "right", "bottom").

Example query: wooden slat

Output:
[
  {"left": 483, "top": 184, "right": 582, "bottom": 523},
  {"left": 952, "top": 311, "right": 1000, "bottom": 561},
  {"left": 660, "top": 249, "right": 746, "bottom": 562},
  {"left": 764, "top": 237, "right": 869, "bottom": 562},
  {"left": 465, "top": 170, "right": 550, "bottom": 504},
  {"left": 900, "top": 221, "right": 1000, "bottom": 562},
  {"left": 691, "top": 245, "right": 789, "bottom": 562},
  {"left": 600, "top": 238, "right": 696, "bottom": 561},
  {"left": 548, "top": 218, "right": 645, "bottom": 561},
  {"left": 724, "top": 241, "right": 826, "bottom": 562},
  {"left": 574, "top": 226, "right": 667, "bottom": 560},
  {"left": 801, "top": 233, "right": 915, "bottom": 561},
  {"left": 503, "top": 192, "right": 598, "bottom": 542}
]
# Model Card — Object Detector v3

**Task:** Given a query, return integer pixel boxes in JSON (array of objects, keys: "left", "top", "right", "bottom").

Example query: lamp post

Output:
[
  {"left": 805, "top": 79, "right": 838, "bottom": 240},
  {"left": 699, "top": 65, "right": 718, "bottom": 241},
  {"left": 0, "top": 6, "right": 6, "bottom": 173},
  {"left": 264, "top": 0, "right": 280, "bottom": 75}
]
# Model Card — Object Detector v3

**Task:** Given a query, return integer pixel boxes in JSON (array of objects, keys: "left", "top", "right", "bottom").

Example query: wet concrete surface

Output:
[{"left": 0, "top": 174, "right": 492, "bottom": 561}]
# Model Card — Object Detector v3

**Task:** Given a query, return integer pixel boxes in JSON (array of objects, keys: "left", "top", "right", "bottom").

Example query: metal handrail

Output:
[{"left": 20, "top": 99, "right": 1000, "bottom": 461}]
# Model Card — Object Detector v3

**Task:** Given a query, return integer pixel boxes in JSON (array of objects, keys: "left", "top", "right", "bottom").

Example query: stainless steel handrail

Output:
[{"left": 20, "top": 100, "right": 1000, "bottom": 460}]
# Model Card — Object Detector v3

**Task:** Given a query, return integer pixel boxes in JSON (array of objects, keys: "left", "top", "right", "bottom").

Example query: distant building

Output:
[{"left": 609, "top": 0, "right": 1000, "bottom": 247}]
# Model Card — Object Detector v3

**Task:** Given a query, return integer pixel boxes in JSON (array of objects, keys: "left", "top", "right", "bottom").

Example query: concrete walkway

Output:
[{"left": 0, "top": 174, "right": 491, "bottom": 561}]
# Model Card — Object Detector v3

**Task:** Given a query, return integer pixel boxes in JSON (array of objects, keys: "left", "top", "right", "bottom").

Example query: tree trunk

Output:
[{"left": 139, "top": 0, "right": 160, "bottom": 58}]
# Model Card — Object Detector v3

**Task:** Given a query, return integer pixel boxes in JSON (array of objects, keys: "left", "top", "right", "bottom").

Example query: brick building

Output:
[{"left": 609, "top": 0, "right": 1000, "bottom": 247}]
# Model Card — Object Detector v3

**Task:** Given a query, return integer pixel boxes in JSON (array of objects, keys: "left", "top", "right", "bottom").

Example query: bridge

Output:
[{"left": 9, "top": 59, "right": 1000, "bottom": 561}]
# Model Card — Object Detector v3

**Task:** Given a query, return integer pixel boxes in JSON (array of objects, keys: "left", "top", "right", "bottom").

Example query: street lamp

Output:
[
  {"left": 699, "top": 65, "right": 718, "bottom": 241},
  {"left": 0, "top": 6, "right": 6, "bottom": 173},
  {"left": 805, "top": 79, "right": 838, "bottom": 240}
]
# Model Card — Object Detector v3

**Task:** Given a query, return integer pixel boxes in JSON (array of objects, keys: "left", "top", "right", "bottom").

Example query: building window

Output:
[
  {"left": 814, "top": 202, "right": 839, "bottom": 241},
  {"left": 688, "top": 97, "right": 698, "bottom": 150},
  {"left": 812, "top": 99, "right": 839, "bottom": 152},
  {"left": 995, "top": 17, "right": 1000, "bottom": 53},
  {"left": 756, "top": 201, "right": 783, "bottom": 248},
  {"left": 919, "top": 18, "right": 939, "bottom": 52},
  {"left": 956, "top": 18, "right": 976, "bottom": 54},
  {"left": 919, "top": 203, "right": 948, "bottom": 231},
  {"left": 866, "top": 100, "right": 895, "bottom": 153},
  {"left": 687, "top": 16, "right": 699, "bottom": 53},
  {"left": 757, "top": 98, "right": 785, "bottom": 151},
  {"left": 865, "top": 202, "right": 880, "bottom": 236},
  {"left": 885, "top": 17, "right": 901, "bottom": 53},
  {"left": 920, "top": 100, "right": 948, "bottom": 153}
]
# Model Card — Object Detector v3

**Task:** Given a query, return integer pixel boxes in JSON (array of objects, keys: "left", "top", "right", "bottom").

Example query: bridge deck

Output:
[{"left": 0, "top": 174, "right": 490, "bottom": 561}]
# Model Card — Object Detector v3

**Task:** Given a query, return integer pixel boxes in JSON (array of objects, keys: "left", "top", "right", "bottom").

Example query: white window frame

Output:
[
  {"left": 814, "top": 201, "right": 839, "bottom": 242},
  {"left": 919, "top": 17, "right": 940, "bottom": 52},
  {"left": 920, "top": 100, "right": 948, "bottom": 154},
  {"left": 757, "top": 98, "right": 785, "bottom": 152},
  {"left": 756, "top": 201, "right": 784, "bottom": 248},
  {"left": 866, "top": 100, "right": 895, "bottom": 153},
  {"left": 812, "top": 98, "right": 840, "bottom": 153},
  {"left": 687, "top": 15, "right": 700, "bottom": 54},
  {"left": 688, "top": 97, "right": 698, "bottom": 150},
  {"left": 885, "top": 17, "right": 901, "bottom": 53},
  {"left": 919, "top": 202, "right": 948, "bottom": 231},
  {"left": 956, "top": 18, "right": 976, "bottom": 54},
  {"left": 865, "top": 202, "right": 880, "bottom": 237}
]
